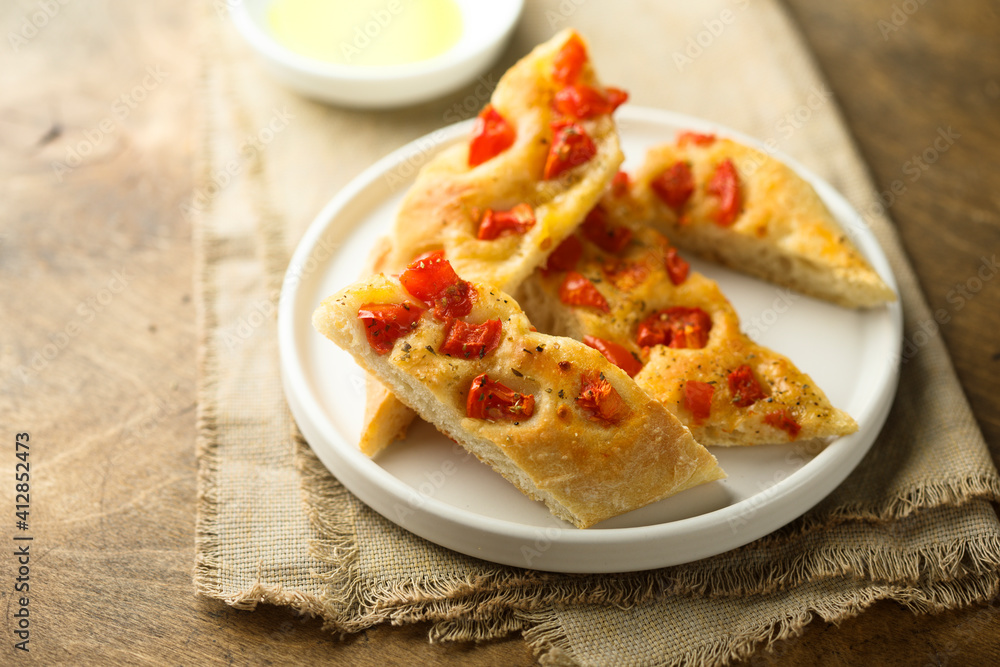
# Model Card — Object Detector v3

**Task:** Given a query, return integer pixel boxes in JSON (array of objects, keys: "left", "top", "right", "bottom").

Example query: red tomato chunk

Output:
[
  {"left": 677, "top": 131, "right": 716, "bottom": 147},
  {"left": 440, "top": 318, "right": 503, "bottom": 359},
  {"left": 636, "top": 307, "right": 712, "bottom": 349},
  {"left": 544, "top": 235, "right": 583, "bottom": 273},
  {"left": 399, "top": 251, "right": 473, "bottom": 319},
  {"left": 552, "top": 33, "right": 588, "bottom": 85},
  {"left": 728, "top": 364, "right": 766, "bottom": 408},
  {"left": 583, "top": 335, "right": 642, "bottom": 377},
  {"left": 544, "top": 122, "right": 597, "bottom": 180},
  {"left": 468, "top": 105, "right": 516, "bottom": 167},
  {"left": 581, "top": 207, "right": 632, "bottom": 254},
  {"left": 764, "top": 409, "right": 801, "bottom": 439},
  {"left": 651, "top": 161, "right": 695, "bottom": 213},
  {"left": 477, "top": 203, "right": 535, "bottom": 240},
  {"left": 664, "top": 247, "right": 690, "bottom": 285},
  {"left": 558, "top": 271, "right": 610, "bottom": 313},
  {"left": 708, "top": 158, "right": 741, "bottom": 226},
  {"left": 466, "top": 374, "right": 535, "bottom": 421},
  {"left": 611, "top": 170, "right": 631, "bottom": 197},
  {"left": 576, "top": 370, "right": 630, "bottom": 426},
  {"left": 553, "top": 84, "right": 628, "bottom": 119},
  {"left": 357, "top": 302, "right": 425, "bottom": 355},
  {"left": 684, "top": 380, "right": 715, "bottom": 424}
]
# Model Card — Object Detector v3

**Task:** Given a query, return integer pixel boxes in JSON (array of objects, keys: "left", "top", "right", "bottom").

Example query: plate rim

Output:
[{"left": 278, "top": 106, "right": 903, "bottom": 573}]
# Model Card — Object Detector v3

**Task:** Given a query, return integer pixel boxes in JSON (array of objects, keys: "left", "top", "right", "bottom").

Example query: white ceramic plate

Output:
[{"left": 279, "top": 107, "right": 902, "bottom": 573}]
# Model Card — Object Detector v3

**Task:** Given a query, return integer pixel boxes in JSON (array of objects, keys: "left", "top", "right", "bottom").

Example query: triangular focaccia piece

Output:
[
  {"left": 313, "top": 267, "right": 724, "bottom": 528},
  {"left": 516, "top": 212, "right": 858, "bottom": 446},
  {"left": 383, "top": 28, "right": 625, "bottom": 290},
  {"left": 629, "top": 133, "right": 895, "bottom": 308},
  {"left": 361, "top": 30, "right": 627, "bottom": 456}
]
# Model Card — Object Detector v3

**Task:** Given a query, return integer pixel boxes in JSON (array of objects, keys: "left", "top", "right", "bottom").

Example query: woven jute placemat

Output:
[{"left": 193, "top": 1, "right": 1000, "bottom": 663}]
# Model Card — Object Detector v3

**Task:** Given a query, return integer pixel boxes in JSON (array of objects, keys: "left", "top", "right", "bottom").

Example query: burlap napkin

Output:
[{"left": 194, "top": 1, "right": 1000, "bottom": 663}]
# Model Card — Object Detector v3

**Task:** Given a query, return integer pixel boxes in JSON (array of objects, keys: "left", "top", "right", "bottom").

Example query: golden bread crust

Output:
[
  {"left": 631, "top": 137, "right": 895, "bottom": 308},
  {"left": 313, "top": 275, "right": 724, "bottom": 528},
  {"left": 517, "top": 223, "right": 858, "bottom": 446},
  {"left": 385, "top": 29, "right": 623, "bottom": 292},
  {"left": 360, "top": 29, "right": 626, "bottom": 455}
]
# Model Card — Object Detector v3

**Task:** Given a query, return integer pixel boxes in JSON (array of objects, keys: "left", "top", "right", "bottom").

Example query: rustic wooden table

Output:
[{"left": 3, "top": 0, "right": 998, "bottom": 664}]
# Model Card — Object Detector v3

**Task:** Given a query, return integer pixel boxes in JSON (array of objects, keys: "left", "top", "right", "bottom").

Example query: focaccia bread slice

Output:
[
  {"left": 627, "top": 132, "right": 895, "bottom": 308},
  {"left": 312, "top": 257, "right": 724, "bottom": 528},
  {"left": 516, "top": 210, "right": 858, "bottom": 447},
  {"left": 361, "top": 29, "right": 628, "bottom": 455},
  {"left": 383, "top": 28, "right": 625, "bottom": 291}
]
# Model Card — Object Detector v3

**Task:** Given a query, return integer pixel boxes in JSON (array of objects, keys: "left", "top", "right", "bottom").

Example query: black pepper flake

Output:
[
  {"left": 402, "top": 342, "right": 412, "bottom": 352},
  {"left": 426, "top": 345, "right": 436, "bottom": 355},
  {"left": 536, "top": 345, "right": 544, "bottom": 352},
  {"left": 558, "top": 389, "right": 565, "bottom": 399},
  {"left": 523, "top": 348, "right": 533, "bottom": 355},
  {"left": 512, "top": 369, "right": 524, "bottom": 377}
]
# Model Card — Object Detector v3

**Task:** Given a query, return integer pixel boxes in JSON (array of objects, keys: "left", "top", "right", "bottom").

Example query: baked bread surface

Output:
[
  {"left": 517, "top": 222, "right": 858, "bottom": 446},
  {"left": 631, "top": 137, "right": 895, "bottom": 308},
  {"left": 314, "top": 274, "right": 725, "bottom": 528},
  {"left": 360, "top": 28, "right": 625, "bottom": 455}
]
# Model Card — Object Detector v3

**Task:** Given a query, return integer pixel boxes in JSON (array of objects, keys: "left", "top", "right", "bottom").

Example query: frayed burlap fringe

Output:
[
  {"left": 293, "top": 438, "right": 1000, "bottom": 637},
  {"left": 518, "top": 575, "right": 1000, "bottom": 667}
]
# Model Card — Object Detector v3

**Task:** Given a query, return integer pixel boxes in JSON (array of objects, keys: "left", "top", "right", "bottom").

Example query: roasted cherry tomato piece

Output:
[
  {"left": 477, "top": 203, "right": 535, "bottom": 241},
  {"left": 357, "top": 302, "right": 425, "bottom": 355},
  {"left": 708, "top": 158, "right": 741, "bottom": 226},
  {"left": 650, "top": 161, "right": 695, "bottom": 213},
  {"left": 677, "top": 131, "right": 717, "bottom": 147},
  {"left": 543, "top": 235, "right": 584, "bottom": 273},
  {"left": 558, "top": 271, "right": 610, "bottom": 313},
  {"left": 602, "top": 258, "right": 649, "bottom": 292},
  {"left": 664, "top": 247, "right": 690, "bottom": 285},
  {"left": 583, "top": 335, "right": 642, "bottom": 377},
  {"left": 439, "top": 318, "right": 503, "bottom": 359},
  {"left": 684, "top": 380, "right": 715, "bottom": 424},
  {"left": 544, "top": 122, "right": 597, "bottom": 180},
  {"left": 399, "top": 250, "right": 473, "bottom": 319},
  {"left": 466, "top": 373, "right": 535, "bottom": 421},
  {"left": 636, "top": 306, "right": 712, "bottom": 349},
  {"left": 611, "top": 170, "right": 631, "bottom": 197},
  {"left": 728, "top": 364, "right": 766, "bottom": 407},
  {"left": 581, "top": 206, "right": 632, "bottom": 254},
  {"left": 553, "top": 84, "right": 628, "bottom": 119},
  {"left": 764, "top": 408, "right": 802, "bottom": 439},
  {"left": 605, "top": 87, "right": 629, "bottom": 111},
  {"left": 468, "top": 104, "right": 516, "bottom": 167},
  {"left": 552, "top": 32, "right": 588, "bottom": 85},
  {"left": 576, "top": 370, "right": 630, "bottom": 426}
]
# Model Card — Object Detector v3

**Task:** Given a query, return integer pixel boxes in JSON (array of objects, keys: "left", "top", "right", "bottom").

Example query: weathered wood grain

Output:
[{"left": 0, "top": 0, "right": 997, "bottom": 664}]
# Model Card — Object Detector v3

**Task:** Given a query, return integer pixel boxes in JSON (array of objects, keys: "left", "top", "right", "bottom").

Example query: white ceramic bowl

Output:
[{"left": 230, "top": 0, "right": 524, "bottom": 108}]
